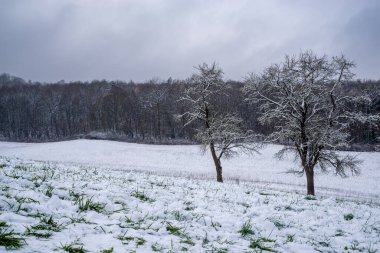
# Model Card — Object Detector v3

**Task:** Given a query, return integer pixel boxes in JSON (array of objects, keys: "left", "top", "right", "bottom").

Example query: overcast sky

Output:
[{"left": 0, "top": 0, "right": 379, "bottom": 82}]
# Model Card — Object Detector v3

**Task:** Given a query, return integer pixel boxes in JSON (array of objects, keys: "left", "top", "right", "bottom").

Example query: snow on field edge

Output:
[{"left": 0, "top": 158, "right": 379, "bottom": 252}]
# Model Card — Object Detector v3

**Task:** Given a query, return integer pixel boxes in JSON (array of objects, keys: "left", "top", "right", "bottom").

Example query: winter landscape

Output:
[
  {"left": 0, "top": 140, "right": 379, "bottom": 252},
  {"left": 1, "top": 1, "right": 380, "bottom": 253}
]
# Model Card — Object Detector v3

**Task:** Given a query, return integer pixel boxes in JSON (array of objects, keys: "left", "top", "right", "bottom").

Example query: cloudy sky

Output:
[{"left": 0, "top": 0, "right": 379, "bottom": 82}]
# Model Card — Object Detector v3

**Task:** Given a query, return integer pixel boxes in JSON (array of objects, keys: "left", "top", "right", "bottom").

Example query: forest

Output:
[{"left": 0, "top": 72, "right": 379, "bottom": 150}]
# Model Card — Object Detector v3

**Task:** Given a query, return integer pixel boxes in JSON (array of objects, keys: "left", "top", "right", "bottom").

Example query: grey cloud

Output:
[
  {"left": 338, "top": 1, "right": 380, "bottom": 79},
  {"left": 0, "top": 0, "right": 378, "bottom": 82}
]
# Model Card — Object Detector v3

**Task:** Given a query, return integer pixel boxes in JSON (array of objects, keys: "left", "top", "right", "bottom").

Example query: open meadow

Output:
[{"left": 0, "top": 140, "right": 379, "bottom": 252}]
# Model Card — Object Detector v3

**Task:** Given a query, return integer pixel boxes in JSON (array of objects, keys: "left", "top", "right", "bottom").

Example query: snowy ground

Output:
[
  {"left": 0, "top": 157, "right": 379, "bottom": 253},
  {"left": 0, "top": 140, "right": 379, "bottom": 201}
]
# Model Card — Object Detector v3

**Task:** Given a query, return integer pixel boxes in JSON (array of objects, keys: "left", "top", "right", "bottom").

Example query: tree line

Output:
[{"left": 0, "top": 64, "right": 379, "bottom": 149}]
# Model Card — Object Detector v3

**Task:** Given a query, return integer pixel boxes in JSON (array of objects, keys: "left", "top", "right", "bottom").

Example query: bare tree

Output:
[
  {"left": 180, "top": 63, "right": 258, "bottom": 182},
  {"left": 244, "top": 50, "right": 365, "bottom": 195},
  {"left": 143, "top": 80, "right": 169, "bottom": 140}
]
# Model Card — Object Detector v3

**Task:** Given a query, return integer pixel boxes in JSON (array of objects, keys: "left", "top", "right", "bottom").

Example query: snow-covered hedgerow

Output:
[{"left": 0, "top": 158, "right": 379, "bottom": 252}]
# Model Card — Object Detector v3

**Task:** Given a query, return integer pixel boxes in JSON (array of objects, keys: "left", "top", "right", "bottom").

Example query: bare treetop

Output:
[
  {"left": 179, "top": 62, "right": 259, "bottom": 182},
  {"left": 244, "top": 50, "right": 365, "bottom": 195}
]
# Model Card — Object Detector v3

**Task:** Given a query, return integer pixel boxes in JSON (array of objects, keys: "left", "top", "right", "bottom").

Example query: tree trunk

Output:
[
  {"left": 210, "top": 142, "right": 223, "bottom": 182},
  {"left": 305, "top": 168, "right": 315, "bottom": 195}
]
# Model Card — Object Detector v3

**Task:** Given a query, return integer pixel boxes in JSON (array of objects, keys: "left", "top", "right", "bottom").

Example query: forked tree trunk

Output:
[
  {"left": 210, "top": 142, "right": 223, "bottom": 182},
  {"left": 305, "top": 168, "right": 315, "bottom": 195}
]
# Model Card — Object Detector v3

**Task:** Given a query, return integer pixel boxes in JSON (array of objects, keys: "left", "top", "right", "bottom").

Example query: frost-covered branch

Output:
[
  {"left": 178, "top": 63, "right": 260, "bottom": 182},
  {"left": 243, "top": 50, "right": 364, "bottom": 195}
]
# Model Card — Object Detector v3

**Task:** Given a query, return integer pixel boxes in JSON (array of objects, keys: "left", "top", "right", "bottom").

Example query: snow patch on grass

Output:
[
  {"left": 0, "top": 157, "right": 379, "bottom": 252},
  {"left": 0, "top": 140, "right": 379, "bottom": 202}
]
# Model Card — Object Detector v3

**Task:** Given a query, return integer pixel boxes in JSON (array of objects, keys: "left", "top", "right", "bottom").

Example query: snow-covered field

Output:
[
  {"left": 0, "top": 140, "right": 379, "bottom": 252},
  {"left": 0, "top": 157, "right": 379, "bottom": 252},
  {"left": 0, "top": 140, "right": 379, "bottom": 200}
]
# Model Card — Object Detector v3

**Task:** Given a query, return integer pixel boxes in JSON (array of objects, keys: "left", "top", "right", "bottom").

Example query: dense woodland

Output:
[{"left": 0, "top": 73, "right": 379, "bottom": 149}]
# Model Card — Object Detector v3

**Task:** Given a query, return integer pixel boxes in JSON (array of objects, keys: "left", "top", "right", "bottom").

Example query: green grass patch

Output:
[
  {"left": 69, "top": 190, "right": 82, "bottom": 201},
  {"left": 344, "top": 214, "right": 354, "bottom": 221},
  {"left": 249, "top": 237, "right": 276, "bottom": 252},
  {"left": 117, "top": 232, "right": 145, "bottom": 246},
  {"left": 238, "top": 220, "right": 254, "bottom": 238},
  {"left": 25, "top": 215, "right": 63, "bottom": 238},
  {"left": 136, "top": 237, "right": 146, "bottom": 246},
  {"left": 69, "top": 216, "right": 95, "bottom": 225},
  {"left": 44, "top": 185, "right": 54, "bottom": 197},
  {"left": 166, "top": 223, "right": 183, "bottom": 237},
  {"left": 181, "top": 238, "right": 195, "bottom": 246},
  {"left": 31, "top": 215, "right": 64, "bottom": 232},
  {"left": 0, "top": 222, "right": 25, "bottom": 250},
  {"left": 75, "top": 196, "right": 106, "bottom": 213},
  {"left": 131, "top": 189, "right": 154, "bottom": 202},
  {"left": 117, "top": 233, "right": 134, "bottom": 243},
  {"left": 100, "top": 247, "right": 114, "bottom": 253},
  {"left": 24, "top": 227, "right": 52, "bottom": 239},
  {"left": 60, "top": 241, "right": 87, "bottom": 253},
  {"left": 11, "top": 196, "right": 40, "bottom": 213}
]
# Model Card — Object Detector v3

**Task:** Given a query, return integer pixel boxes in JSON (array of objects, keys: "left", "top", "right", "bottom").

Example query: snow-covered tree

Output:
[
  {"left": 180, "top": 63, "right": 258, "bottom": 182},
  {"left": 244, "top": 50, "right": 366, "bottom": 195}
]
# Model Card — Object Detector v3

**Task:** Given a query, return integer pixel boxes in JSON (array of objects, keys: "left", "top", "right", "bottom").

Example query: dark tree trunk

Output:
[
  {"left": 205, "top": 104, "right": 223, "bottom": 183},
  {"left": 305, "top": 168, "right": 315, "bottom": 195},
  {"left": 210, "top": 142, "right": 223, "bottom": 182}
]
